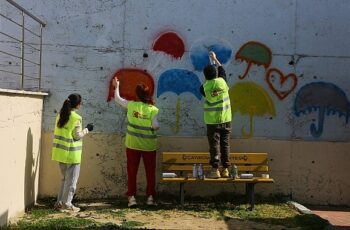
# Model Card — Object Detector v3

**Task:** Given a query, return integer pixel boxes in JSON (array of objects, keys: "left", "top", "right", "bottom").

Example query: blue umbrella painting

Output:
[
  {"left": 189, "top": 38, "right": 232, "bottom": 72},
  {"left": 294, "top": 82, "right": 350, "bottom": 138},
  {"left": 157, "top": 69, "right": 202, "bottom": 133}
]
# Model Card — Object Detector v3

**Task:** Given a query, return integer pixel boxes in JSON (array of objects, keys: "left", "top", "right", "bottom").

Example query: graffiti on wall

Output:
[
  {"left": 265, "top": 68, "right": 297, "bottom": 100},
  {"left": 235, "top": 41, "right": 272, "bottom": 80},
  {"left": 235, "top": 41, "right": 298, "bottom": 100},
  {"left": 229, "top": 82, "right": 276, "bottom": 138},
  {"left": 105, "top": 31, "right": 348, "bottom": 140},
  {"left": 190, "top": 38, "right": 232, "bottom": 71},
  {"left": 107, "top": 69, "right": 155, "bottom": 102},
  {"left": 294, "top": 82, "right": 350, "bottom": 138},
  {"left": 157, "top": 69, "right": 202, "bottom": 133},
  {"left": 152, "top": 32, "right": 185, "bottom": 59}
]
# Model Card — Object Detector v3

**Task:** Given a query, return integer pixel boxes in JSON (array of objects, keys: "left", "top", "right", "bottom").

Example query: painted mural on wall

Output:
[
  {"left": 235, "top": 41, "right": 272, "bottom": 80},
  {"left": 265, "top": 68, "right": 297, "bottom": 100},
  {"left": 229, "top": 82, "right": 276, "bottom": 138},
  {"left": 103, "top": 30, "right": 349, "bottom": 140},
  {"left": 107, "top": 69, "right": 155, "bottom": 102},
  {"left": 152, "top": 32, "right": 185, "bottom": 59},
  {"left": 157, "top": 69, "right": 202, "bottom": 133},
  {"left": 190, "top": 37, "right": 232, "bottom": 71},
  {"left": 294, "top": 82, "right": 350, "bottom": 138}
]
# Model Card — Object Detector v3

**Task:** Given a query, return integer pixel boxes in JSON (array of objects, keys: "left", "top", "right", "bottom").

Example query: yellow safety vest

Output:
[
  {"left": 125, "top": 101, "right": 159, "bottom": 151},
  {"left": 203, "top": 78, "right": 232, "bottom": 124},
  {"left": 52, "top": 111, "right": 83, "bottom": 164}
]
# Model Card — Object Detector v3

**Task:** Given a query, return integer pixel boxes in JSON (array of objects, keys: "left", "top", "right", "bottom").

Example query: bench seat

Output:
[{"left": 161, "top": 152, "right": 274, "bottom": 210}]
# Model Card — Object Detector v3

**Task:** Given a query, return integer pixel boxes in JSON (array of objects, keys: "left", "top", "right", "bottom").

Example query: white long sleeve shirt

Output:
[{"left": 114, "top": 85, "right": 160, "bottom": 130}]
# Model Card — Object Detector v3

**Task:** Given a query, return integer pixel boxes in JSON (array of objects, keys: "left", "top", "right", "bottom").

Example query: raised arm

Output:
[
  {"left": 113, "top": 78, "right": 128, "bottom": 109},
  {"left": 209, "top": 51, "right": 227, "bottom": 82}
]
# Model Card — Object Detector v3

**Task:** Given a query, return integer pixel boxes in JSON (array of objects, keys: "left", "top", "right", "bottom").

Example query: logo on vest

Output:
[
  {"left": 133, "top": 111, "right": 148, "bottom": 119},
  {"left": 211, "top": 89, "right": 223, "bottom": 97}
]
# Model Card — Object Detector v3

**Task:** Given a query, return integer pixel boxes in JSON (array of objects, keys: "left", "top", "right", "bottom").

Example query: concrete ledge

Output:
[
  {"left": 0, "top": 88, "right": 49, "bottom": 96},
  {"left": 288, "top": 201, "right": 313, "bottom": 214}
]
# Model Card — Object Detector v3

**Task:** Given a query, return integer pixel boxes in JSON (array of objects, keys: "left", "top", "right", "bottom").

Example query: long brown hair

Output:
[
  {"left": 57, "top": 94, "right": 82, "bottom": 128},
  {"left": 136, "top": 84, "right": 154, "bottom": 105}
]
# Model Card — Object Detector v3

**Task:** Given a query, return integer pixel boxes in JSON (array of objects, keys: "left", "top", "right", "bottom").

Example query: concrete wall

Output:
[
  {"left": 1, "top": 0, "right": 349, "bottom": 206},
  {"left": 39, "top": 133, "right": 350, "bottom": 206},
  {"left": 0, "top": 89, "right": 47, "bottom": 227}
]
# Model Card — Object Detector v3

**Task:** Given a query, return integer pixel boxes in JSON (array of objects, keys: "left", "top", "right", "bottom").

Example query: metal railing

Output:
[{"left": 0, "top": 0, "right": 45, "bottom": 90}]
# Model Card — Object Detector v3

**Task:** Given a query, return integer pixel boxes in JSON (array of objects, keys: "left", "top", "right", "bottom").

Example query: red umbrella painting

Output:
[
  {"left": 152, "top": 31, "right": 185, "bottom": 59},
  {"left": 235, "top": 41, "right": 272, "bottom": 80},
  {"left": 107, "top": 69, "right": 154, "bottom": 102}
]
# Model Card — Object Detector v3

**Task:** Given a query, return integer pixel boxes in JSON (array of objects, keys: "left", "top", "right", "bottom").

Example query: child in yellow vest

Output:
[
  {"left": 52, "top": 94, "right": 93, "bottom": 212},
  {"left": 200, "top": 52, "right": 232, "bottom": 178},
  {"left": 113, "top": 78, "right": 159, "bottom": 208}
]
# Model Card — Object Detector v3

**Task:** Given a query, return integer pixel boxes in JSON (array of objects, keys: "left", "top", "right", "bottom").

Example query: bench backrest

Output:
[{"left": 162, "top": 152, "right": 269, "bottom": 176}]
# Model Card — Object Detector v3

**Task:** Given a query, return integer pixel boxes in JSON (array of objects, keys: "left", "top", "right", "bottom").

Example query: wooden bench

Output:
[{"left": 161, "top": 152, "right": 274, "bottom": 210}]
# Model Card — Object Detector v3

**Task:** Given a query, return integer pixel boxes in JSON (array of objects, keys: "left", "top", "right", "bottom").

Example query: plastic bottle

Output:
[
  {"left": 197, "top": 164, "right": 204, "bottom": 179},
  {"left": 193, "top": 164, "right": 198, "bottom": 178},
  {"left": 231, "top": 164, "right": 238, "bottom": 179}
]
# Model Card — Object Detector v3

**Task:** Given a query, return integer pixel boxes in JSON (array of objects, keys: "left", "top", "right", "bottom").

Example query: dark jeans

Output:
[{"left": 207, "top": 122, "right": 231, "bottom": 168}]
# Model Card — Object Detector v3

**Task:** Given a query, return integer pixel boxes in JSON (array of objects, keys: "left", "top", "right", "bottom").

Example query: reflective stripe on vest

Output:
[
  {"left": 127, "top": 129, "right": 157, "bottom": 139},
  {"left": 205, "top": 96, "right": 230, "bottom": 106},
  {"left": 54, "top": 135, "right": 74, "bottom": 143},
  {"left": 127, "top": 122, "right": 154, "bottom": 131},
  {"left": 125, "top": 101, "right": 159, "bottom": 151},
  {"left": 204, "top": 103, "right": 231, "bottom": 112},
  {"left": 52, "top": 111, "right": 83, "bottom": 164},
  {"left": 53, "top": 143, "right": 82, "bottom": 151},
  {"left": 203, "top": 78, "right": 232, "bottom": 124}
]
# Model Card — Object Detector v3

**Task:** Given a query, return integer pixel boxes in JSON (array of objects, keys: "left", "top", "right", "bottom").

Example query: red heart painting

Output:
[{"left": 265, "top": 68, "right": 297, "bottom": 100}]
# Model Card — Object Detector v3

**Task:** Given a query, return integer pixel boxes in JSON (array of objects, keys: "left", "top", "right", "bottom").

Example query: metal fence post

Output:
[
  {"left": 20, "top": 11, "right": 25, "bottom": 89},
  {"left": 39, "top": 25, "right": 43, "bottom": 90}
]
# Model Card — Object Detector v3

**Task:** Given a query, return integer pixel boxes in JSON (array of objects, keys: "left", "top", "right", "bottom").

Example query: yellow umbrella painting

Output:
[{"left": 229, "top": 82, "right": 276, "bottom": 138}]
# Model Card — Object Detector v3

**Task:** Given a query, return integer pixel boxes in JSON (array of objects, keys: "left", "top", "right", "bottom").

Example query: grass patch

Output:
[
  {"left": 120, "top": 220, "right": 145, "bottom": 229},
  {"left": 96, "top": 208, "right": 128, "bottom": 219},
  {"left": 6, "top": 217, "right": 97, "bottom": 229},
  {"left": 25, "top": 208, "right": 56, "bottom": 219},
  {"left": 3, "top": 195, "right": 330, "bottom": 230}
]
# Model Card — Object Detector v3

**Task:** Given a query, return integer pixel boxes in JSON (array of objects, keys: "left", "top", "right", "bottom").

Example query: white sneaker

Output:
[
  {"left": 128, "top": 196, "right": 137, "bottom": 208},
  {"left": 61, "top": 204, "right": 80, "bottom": 213},
  {"left": 146, "top": 195, "right": 156, "bottom": 206}
]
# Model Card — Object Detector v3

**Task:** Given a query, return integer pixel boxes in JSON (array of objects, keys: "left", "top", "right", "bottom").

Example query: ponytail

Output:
[{"left": 57, "top": 94, "right": 82, "bottom": 128}]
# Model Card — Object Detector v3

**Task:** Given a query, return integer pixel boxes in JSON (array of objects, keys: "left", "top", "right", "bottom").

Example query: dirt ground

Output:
[
  {"left": 8, "top": 197, "right": 329, "bottom": 229},
  {"left": 44, "top": 200, "right": 298, "bottom": 230}
]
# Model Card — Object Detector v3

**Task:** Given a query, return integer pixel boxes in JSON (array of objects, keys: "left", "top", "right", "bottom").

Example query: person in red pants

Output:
[{"left": 112, "top": 78, "right": 159, "bottom": 207}]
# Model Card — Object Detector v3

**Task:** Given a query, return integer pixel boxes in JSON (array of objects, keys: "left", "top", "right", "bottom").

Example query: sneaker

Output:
[
  {"left": 209, "top": 168, "right": 221, "bottom": 179},
  {"left": 146, "top": 195, "right": 157, "bottom": 206},
  {"left": 61, "top": 204, "right": 80, "bottom": 213},
  {"left": 221, "top": 168, "right": 229, "bottom": 178},
  {"left": 54, "top": 201, "right": 63, "bottom": 210},
  {"left": 128, "top": 196, "right": 137, "bottom": 208}
]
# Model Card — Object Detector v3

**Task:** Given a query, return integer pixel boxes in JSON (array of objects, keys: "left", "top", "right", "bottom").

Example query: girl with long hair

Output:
[
  {"left": 113, "top": 78, "right": 159, "bottom": 207},
  {"left": 52, "top": 93, "right": 93, "bottom": 212}
]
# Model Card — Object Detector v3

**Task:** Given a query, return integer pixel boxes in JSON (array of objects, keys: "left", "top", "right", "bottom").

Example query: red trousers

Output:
[{"left": 126, "top": 148, "right": 156, "bottom": 197}]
